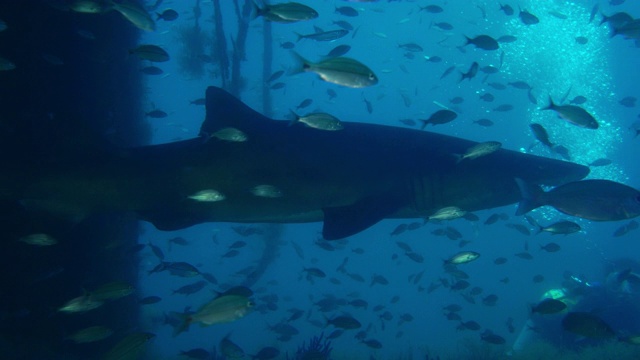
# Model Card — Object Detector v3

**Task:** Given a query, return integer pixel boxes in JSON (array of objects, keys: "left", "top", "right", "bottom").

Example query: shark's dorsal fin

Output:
[{"left": 200, "top": 87, "right": 269, "bottom": 136}]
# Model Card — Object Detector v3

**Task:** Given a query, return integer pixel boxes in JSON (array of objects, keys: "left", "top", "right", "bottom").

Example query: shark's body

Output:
[{"left": 6, "top": 87, "right": 589, "bottom": 239}]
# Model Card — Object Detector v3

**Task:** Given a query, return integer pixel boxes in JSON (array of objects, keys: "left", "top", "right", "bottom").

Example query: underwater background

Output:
[{"left": 1, "top": 0, "right": 640, "bottom": 359}]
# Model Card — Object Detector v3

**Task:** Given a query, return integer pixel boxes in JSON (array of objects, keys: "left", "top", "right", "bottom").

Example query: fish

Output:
[
  {"left": 445, "top": 251, "right": 480, "bottom": 265},
  {"left": 188, "top": 189, "right": 225, "bottom": 202},
  {"left": 429, "top": 206, "right": 466, "bottom": 220},
  {"left": 529, "top": 123, "right": 554, "bottom": 148},
  {"left": 335, "top": 6, "right": 359, "bottom": 17},
  {"left": 460, "top": 62, "right": 479, "bottom": 81},
  {"left": 129, "top": 45, "right": 169, "bottom": 62},
  {"left": 464, "top": 35, "right": 499, "bottom": 50},
  {"left": 103, "top": 332, "right": 155, "bottom": 360},
  {"left": 90, "top": 280, "right": 135, "bottom": 301},
  {"left": 328, "top": 315, "right": 361, "bottom": 329},
  {"left": 67, "top": 325, "right": 113, "bottom": 343},
  {"left": 455, "top": 141, "right": 501, "bottom": 163},
  {"left": 0, "top": 56, "right": 16, "bottom": 71},
  {"left": 420, "top": 110, "right": 457, "bottom": 128},
  {"left": 292, "top": 53, "right": 378, "bottom": 88},
  {"left": 290, "top": 111, "right": 343, "bottom": 131},
  {"left": 499, "top": 3, "right": 514, "bottom": 16},
  {"left": 326, "top": 44, "right": 351, "bottom": 57},
  {"left": 296, "top": 30, "right": 349, "bottom": 42},
  {"left": 519, "top": 8, "right": 539, "bottom": 25},
  {"left": 562, "top": 312, "right": 615, "bottom": 338},
  {"left": 253, "top": 2, "right": 318, "bottom": 23},
  {"left": 67, "top": 0, "right": 113, "bottom": 13},
  {"left": 157, "top": 9, "right": 179, "bottom": 21},
  {"left": 542, "top": 96, "right": 599, "bottom": 129},
  {"left": 19, "top": 233, "right": 57, "bottom": 246},
  {"left": 420, "top": 5, "right": 443, "bottom": 13},
  {"left": 112, "top": 0, "right": 156, "bottom": 32},
  {"left": 516, "top": 178, "right": 640, "bottom": 221},
  {"left": 59, "top": 294, "right": 103, "bottom": 313},
  {"left": 535, "top": 220, "right": 581, "bottom": 235},
  {"left": 3, "top": 87, "right": 593, "bottom": 241},
  {"left": 175, "top": 293, "right": 253, "bottom": 335},
  {"left": 173, "top": 280, "right": 207, "bottom": 295}
]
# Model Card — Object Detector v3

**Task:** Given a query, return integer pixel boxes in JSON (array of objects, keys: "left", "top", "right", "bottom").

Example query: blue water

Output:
[{"left": 122, "top": 0, "right": 640, "bottom": 358}]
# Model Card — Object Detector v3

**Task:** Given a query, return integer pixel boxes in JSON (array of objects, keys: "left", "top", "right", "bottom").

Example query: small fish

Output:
[
  {"left": 562, "top": 312, "right": 615, "bottom": 339},
  {"left": 139, "top": 296, "right": 162, "bottom": 305},
  {"left": 445, "top": 251, "right": 480, "bottom": 265},
  {"left": 335, "top": 6, "right": 359, "bottom": 17},
  {"left": 254, "top": 2, "right": 318, "bottom": 23},
  {"left": 540, "top": 242, "right": 561, "bottom": 252},
  {"left": 91, "top": 281, "right": 135, "bottom": 301},
  {"left": 328, "top": 315, "right": 361, "bottom": 329},
  {"left": 420, "top": 5, "right": 443, "bottom": 13},
  {"left": 464, "top": 35, "right": 499, "bottom": 50},
  {"left": 19, "top": 233, "right": 57, "bottom": 246},
  {"left": 129, "top": 45, "right": 169, "bottom": 62},
  {"left": 456, "top": 141, "right": 501, "bottom": 163},
  {"left": 519, "top": 8, "right": 540, "bottom": 25},
  {"left": 173, "top": 280, "right": 207, "bottom": 295},
  {"left": 67, "top": 325, "right": 113, "bottom": 344},
  {"left": 292, "top": 53, "right": 378, "bottom": 88},
  {"left": 188, "top": 189, "right": 225, "bottom": 202},
  {"left": 103, "top": 332, "right": 155, "bottom": 360},
  {"left": 473, "top": 118, "right": 494, "bottom": 127},
  {"left": 420, "top": 110, "right": 457, "bottom": 128},
  {"left": 296, "top": 29, "right": 349, "bottom": 42},
  {"left": 112, "top": 0, "right": 156, "bottom": 32},
  {"left": 176, "top": 293, "right": 254, "bottom": 334},
  {"left": 157, "top": 9, "right": 179, "bottom": 21},
  {"left": 326, "top": 44, "right": 351, "bottom": 57},
  {"left": 0, "top": 56, "right": 15, "bottom": 71},
  {"left": 140, "top": 66, "right": 163, "bottom": 75},
  {"left": 290, "top": 111, "right": 343, "bottom": 131},
  {"left": 59, "top": 295, "right": 103, "bottom": 313},
  {"left": 251, "top": 184, "right": 283, "bottom": 198},
  {"left": 209, "top": 127, "right": 247, "bottom": 142},
  {"left": 429, "top": 206, "right": 466, "bottom": 220},
  {"left": 460, "top": 62, "right": 479, "bottom": 81},
  {"left": 493, "top": 104, "right": 513, "bottom": 112},
  {"left": 536, "top": 220, "right": 581, "bottom": 235},
  {"left": 543, "top": 96, "right": 598, "bottom": 129},
  {"left": 499, "top": 3, "right": 514, "bottom": 16}
]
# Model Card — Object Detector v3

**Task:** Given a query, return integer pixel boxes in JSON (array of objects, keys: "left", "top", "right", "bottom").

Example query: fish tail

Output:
[
  {"left": 295, "top": 32, "right": 304, "bottom": 42},
  {"left": 454, "top": 153, "right": 464, "bottom": 164},
  {"left": 173, "top": 313, "right": 192, "bottom": 337},
  {"left": 290, "top": 51, "right": 310, "bottom": 75},
  {"left": 288, "top": 110, "right": 300, "bottom": 126},
  {"left": 542, "top": 95, "right": 555, "bottom": 110},
  {"left": 419, "top": 119, "right": 429, "bottom": 130},
  {"left": 251, "top": 0, "right": 264, "bottom": 20},
  {"left": 514, "top": 178, "right": 544, "bottom": 216}
]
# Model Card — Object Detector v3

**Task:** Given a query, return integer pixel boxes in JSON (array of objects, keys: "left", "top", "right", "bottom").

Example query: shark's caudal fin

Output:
[{"left": 200, "top": 86, "right": 271, "bottom": 136}]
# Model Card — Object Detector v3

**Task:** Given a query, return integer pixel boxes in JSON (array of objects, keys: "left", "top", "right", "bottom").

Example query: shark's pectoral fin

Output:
[
  {"left": 139, "top": 208, "right": 205, "bottom": 231},
  {"left": 322, "top": 194, "right": 406, "bottom": 240}
]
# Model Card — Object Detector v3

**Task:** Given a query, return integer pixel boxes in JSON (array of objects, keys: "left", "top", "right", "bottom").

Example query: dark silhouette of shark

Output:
[{"left": 8, "top": 87, "right": 589, "bottom": 240}]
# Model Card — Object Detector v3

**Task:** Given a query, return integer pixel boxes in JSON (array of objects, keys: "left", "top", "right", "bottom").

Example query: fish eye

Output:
[{"left": 369, "top": 73, "right": 376, "bottom": 80}]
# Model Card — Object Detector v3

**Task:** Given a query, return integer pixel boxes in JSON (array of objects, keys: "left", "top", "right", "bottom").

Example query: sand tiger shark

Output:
[{"left": 4, "top": 86, "right": 591, "bottom": 240}]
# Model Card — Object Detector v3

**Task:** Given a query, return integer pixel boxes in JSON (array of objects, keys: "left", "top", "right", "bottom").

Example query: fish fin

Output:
[
  {"left": 200, "top": 86, "right": 271, "bottom": 137},
  {"left": 322, "top": 194, "right": 406, "bottom": 240},
  {"left": 514, "top": 178, "right": 544, "bottom": 216},
  {"left": 172, "top": 313, "right": 191, "bottom": 337},
  {"left": 139, "top": 207, "right": 205, "bottom": 231},
  {"left": 289, "top": 51, "right": 311, "bottom": 76},
  {"left": 288, "top": 110, "right": 300, "bottom": 126}
]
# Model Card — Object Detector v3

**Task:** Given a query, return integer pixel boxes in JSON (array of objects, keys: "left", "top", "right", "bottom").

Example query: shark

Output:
[{"left": 4, "top": 86, "right": 590, "bottom": 240}]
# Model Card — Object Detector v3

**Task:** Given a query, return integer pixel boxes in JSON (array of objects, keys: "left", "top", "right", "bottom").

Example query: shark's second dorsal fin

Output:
[{"left": 200, "top": 87, "right": 269, "bottom": 136}]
